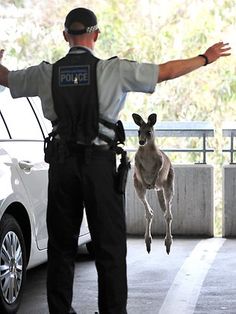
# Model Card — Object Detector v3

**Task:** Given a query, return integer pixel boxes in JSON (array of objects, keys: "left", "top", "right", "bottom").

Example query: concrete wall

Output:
[
  {"left": 223, "top": 165, "right": 236, "bottom": 237},
  {"left": 125, "top": 164, "right": 214, "bottom": 236}
]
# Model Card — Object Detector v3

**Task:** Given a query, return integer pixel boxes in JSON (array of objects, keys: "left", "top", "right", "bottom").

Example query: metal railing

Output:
[
  {"left": 222, "top": 122, "right": 236, "bottom": 164},
  {"left": 124, "top": 121, "right": 214, "bottom": 164}
]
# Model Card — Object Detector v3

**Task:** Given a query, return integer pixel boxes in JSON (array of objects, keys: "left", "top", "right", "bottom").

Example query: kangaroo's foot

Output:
[
  {"left": 145, "top": 234, "right": 152, "bottom": 254},
  {"left": 164, "top": 235, "right": 173, "bottom": 255}
]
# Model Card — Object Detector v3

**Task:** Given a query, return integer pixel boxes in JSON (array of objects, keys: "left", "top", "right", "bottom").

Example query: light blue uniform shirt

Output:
[{"left": 9, "top": 47, "right": 158, "bottom": 143}]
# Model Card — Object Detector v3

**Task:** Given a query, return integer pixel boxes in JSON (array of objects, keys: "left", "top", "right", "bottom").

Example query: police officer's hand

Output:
[
  {"left": 0, "top": 49, "right": 4, "bottom": 64},
  {"left": 203, "top": 41, "right": 231, "bottom": 64},
  {"left": 0, "top": 49, "right": 9, "bottom": 87}
]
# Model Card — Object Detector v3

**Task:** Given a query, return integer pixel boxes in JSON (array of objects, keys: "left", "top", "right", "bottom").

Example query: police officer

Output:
[
  {"left": 0, "top": 49, "right": 5, "bottom": 93},
  {"left": 0, "top": 7, "right": 231, "bottom": 314}
]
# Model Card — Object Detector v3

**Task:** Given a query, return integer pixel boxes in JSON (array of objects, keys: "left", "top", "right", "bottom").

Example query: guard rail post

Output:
[{"left": 222, "top": 122, "right": 236, "bottom": 237}]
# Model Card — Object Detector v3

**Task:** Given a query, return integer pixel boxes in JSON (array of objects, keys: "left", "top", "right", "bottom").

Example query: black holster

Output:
[
  {"left": 44, "top": 133, "right": 55, "bottom": 163},
  {"left": 116, "top": 150, "right": 131, "bottom": 194},
  {"left": 44, "top": 133, "right": 69, "bottom": 164}
]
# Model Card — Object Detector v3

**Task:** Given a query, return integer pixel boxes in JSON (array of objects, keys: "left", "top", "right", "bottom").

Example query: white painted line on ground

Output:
[{"left": 158, "top": 238, "right": 225, "bottom": 314}]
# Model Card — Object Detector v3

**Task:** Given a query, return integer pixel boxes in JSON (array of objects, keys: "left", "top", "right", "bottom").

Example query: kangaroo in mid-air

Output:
[{"left": 132, "top": 113, "right": 174, "bottom": 254}]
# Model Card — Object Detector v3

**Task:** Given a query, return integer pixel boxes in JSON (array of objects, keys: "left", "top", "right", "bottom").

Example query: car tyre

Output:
[{"left": 0, "top": 214, "right": 26, "bottom": 314}]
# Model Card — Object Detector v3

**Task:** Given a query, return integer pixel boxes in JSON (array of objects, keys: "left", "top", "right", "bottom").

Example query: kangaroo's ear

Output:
[
  {"left": 148, "top": 113, "right": 157, "bottom": 126},
  {"left": 132, "top": 113, "right": 144, "bottom": 126}
]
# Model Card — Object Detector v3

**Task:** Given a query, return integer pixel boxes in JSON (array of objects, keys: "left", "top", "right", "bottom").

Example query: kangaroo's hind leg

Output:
[
  {"left": 134, "top": 174, "right": 154, "bottom": 253},
  {"left": 157, "top": 169, "right": 174, "bottom": 254}
]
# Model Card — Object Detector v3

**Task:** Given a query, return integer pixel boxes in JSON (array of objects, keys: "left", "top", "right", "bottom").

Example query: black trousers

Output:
[{"left": 46, "top": 148, "right": 127, "bottom": 314}]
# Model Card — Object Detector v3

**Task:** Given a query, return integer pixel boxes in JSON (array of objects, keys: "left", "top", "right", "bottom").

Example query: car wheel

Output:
[{"left": 0, "top": 214, "right": 26, "bottom": 314}]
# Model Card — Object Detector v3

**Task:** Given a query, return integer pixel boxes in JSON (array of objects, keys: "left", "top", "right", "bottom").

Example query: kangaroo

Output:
[{"left": 132, "top": 113, "right": 174, "bottom": 254}]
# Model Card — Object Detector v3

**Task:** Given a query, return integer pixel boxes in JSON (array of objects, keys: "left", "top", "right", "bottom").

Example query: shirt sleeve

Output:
[
  {"left": 119, "top": 59, "right": 158, "bottom": 93},
  {"left": 8, "top": 62, "right": 50, "bottom": 98},
  {"left": 8, "top": 62, "right": 57, "bottom": 121}
]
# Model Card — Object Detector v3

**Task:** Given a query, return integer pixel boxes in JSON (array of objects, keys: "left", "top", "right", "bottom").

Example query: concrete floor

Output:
[{"left": 18, "top": 237, "right": 236, "bottom": 314}]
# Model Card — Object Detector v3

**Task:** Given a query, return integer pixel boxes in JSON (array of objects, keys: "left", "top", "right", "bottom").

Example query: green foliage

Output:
[{"left": 3, "top": 0, "right": 25, "bottom": 7}]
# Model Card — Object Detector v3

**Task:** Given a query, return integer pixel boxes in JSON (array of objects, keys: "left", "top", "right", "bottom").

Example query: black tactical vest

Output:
[{"left": 52, "top": 47, "right": 100, "bottom": 144}]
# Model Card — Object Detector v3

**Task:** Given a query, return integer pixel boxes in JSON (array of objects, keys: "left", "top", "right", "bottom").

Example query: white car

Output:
[{"left": 0, "top": 88, "right": 92, "bottom": 313}]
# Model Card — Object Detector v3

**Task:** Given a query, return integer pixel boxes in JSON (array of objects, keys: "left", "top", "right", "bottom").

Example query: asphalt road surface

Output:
[{"left": 18, "top": 237, "right": 236, "bottom": 314}]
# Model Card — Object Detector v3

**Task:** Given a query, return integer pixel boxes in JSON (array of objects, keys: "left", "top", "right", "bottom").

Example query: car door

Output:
[
  {"left": 29, "top": 97, "right": 91, "bottom": 240},
  {"left": 0, "top": 88, "right": 48, "bottom": 250}
]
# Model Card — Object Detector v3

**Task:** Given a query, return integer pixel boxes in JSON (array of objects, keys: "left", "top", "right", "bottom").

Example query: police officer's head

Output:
[
  {"left": 63, "top": 8, "right": 100, "bottom": 49},
  {"left": 65, "top": 8, "right": 99, "bottom": 35}
]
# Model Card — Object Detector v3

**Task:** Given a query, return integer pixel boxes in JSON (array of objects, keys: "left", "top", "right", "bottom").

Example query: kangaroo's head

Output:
[{"left": 132, "top": 113, "right": 157, "bottom": 146}]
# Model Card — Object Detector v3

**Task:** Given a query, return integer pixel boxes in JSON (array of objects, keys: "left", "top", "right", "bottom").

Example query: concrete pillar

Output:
[
  {"left": 222, "top": 165, "right": 236, "bottom": 237},
  {"left": 125, "top": 164, "right": 214, "bottom": 236}
]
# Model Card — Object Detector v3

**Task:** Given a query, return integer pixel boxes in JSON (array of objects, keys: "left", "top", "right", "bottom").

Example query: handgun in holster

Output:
[
  {"left": 98, "top": 118, "right": 131, "bottom": 194},
  {"left": 116, "top": 149, "right": 131, "bottom": 194},
  {"left": 44, "top": 132, "right": 56, "bottom": 163},
  {"left": 107, "top": 120, "right": 131, "bottom": 194},
  {"left": 44, "top": 132, "right": 69, "bottom": 164}
]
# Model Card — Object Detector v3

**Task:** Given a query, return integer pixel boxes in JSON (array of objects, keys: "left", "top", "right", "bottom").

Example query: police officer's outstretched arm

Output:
[
  {"left": 157, "top": 41, "right": 231, "bottom": 83},
  {"left": 0, "top": 49, "right": 3, "bottom": 63},
  {"left": 0, "top": 49, "right": 9, "bottom": 87}
]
